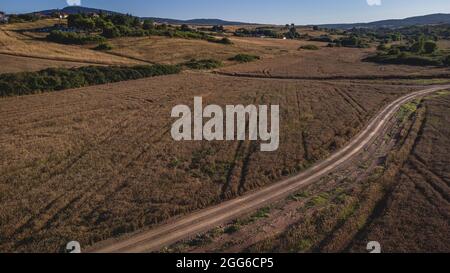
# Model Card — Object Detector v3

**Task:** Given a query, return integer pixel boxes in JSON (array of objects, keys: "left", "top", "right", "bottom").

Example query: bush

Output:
[
  {"left": 377, "top": 43, "right": 389, "bottom": 51},
  {"left": 0, "top": 64, "right": 182, "bottom": 97},
  {"left": 365, "top": 53, "right": 442, "bottom": 66},
  {"left": 424, "top": 41, "right": 438, "bottom": 54},
  {"left": 208, "top": 37, "right": 233, "bottom": 45},
  {"left": 309, "top": 36, "right": 333, "bottom": 43},
  {"left": 337, "top": 36, "right": 369, "bottom": 48},
  {"left": 184, "top": 59, "right": 223, "bottom": 70},
  {"left": 443, "top": 55, "right": 450, "bottom": 66},
  {"left": 47, "top": 30, "right": 105, "bottom": 45},
  {"left": 218, "top": 37, "right": 233, "bottom": 45},
  {"left": 102, "top": 25, "right": 121, "bottom": 38},
  {"left": 93, "top": 42, "right": 113, "bottom": 51},
  {"left": 299, "top": 45, "right": 319, "bottom": 50},
  {"left": 229, "top": 54, "right": 260, "bottom": 63}
]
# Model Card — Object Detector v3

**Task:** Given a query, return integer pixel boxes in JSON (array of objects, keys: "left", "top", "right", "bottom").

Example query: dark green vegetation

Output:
[
  {"left": 234, "top": 27, "right": 282, "bottom": 39},
  {"left": 365, "top": 36, "right": 450, "bottom": 66},
  {"left": 93, "top": 42, "right": 113, "bottom": 51},
  {"left": 327, "top": 35, "right": 370, "bottom": 48},
  {"left": 46, "top": 13, "right": 231, "bottom": 45},
  {"left": 47, "top": 30, "right": 106, "bottom": 45},
  {"left": 183, "top": 59, "right": 223, "bottom": 70},
  {"left": 6, "top": 14, "right": 40, "bottom": 23},
  {"left": 0, "top": 64, "right": 181, "bottom": 97},
  {"left": 229, "top": 54, "right": 260, "bottom": 63},
  {"left": 299, "top": 45, "right": 320, "bottom": 50}
]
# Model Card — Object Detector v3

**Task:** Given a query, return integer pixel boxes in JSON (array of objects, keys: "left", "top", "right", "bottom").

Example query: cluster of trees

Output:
[
  {"left": 7, "top": 13, "right": 40, "bottom": 23},
  {"left": 284, "top": 24, "right": 301, "bottom": 39},
  {"left": 47, "top": 13, "right": 231, "bottom": 45},
  {"left": 234, "top": 28, "right": 282, "bottom": 38},
  {"left": 366, "top": 36, "right": 450, "bottom": 66},
  {"left": 0, "top": 64, "right": 181, "bottom": 97},
  {"left": 327, "top": 35, "right": 370, "bottom": 48},
  {"left": 47, "top": 30, "right": 105, "bottom": 45}
]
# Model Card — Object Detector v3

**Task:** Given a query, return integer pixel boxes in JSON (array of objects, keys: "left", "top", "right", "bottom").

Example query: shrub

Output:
[
  {"left": 47, "top": 30, "right": 105, "bottom": 45},
  {"left": 219, "top": 37, "right": 233, "bottom": 44},
  {"left": 424, "top": 41, "right": 438, "bottom": 54},
  {"left": 443, "top": 55, "right": 450, "bottom": 66},
  {"left": 208, "top": 37, "right": 233, "bottom": 45},
  {"left": 0, "top": 64, "right": 181, "bottom": 97},
  {"left": 93, "top": 42, "right": 113, "bottom": 51},
  {"left": 377, "top": 43, "right": 389, "bottom": 51},
  {"left": 299, "top": 45, "right": 319, "bottom": 50},
  {"left": 102, "top": 25, "right": 121, "bottom": 38},
  {"left": 309, "top": 36, "right": 333, "bottom": 43},
  {"left": 229, "top": 54, "right": 260, "bottom": 63},
  {"left": 365, "top": 53, "right": 442, "bottom": 66},
  {"left": 184, "top": 59, "right": 223, "bottom": 70}
]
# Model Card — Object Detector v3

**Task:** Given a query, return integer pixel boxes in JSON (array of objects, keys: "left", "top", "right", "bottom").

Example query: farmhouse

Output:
[{"left": 0, "top": 11, "right": 9, "bottom": 23}]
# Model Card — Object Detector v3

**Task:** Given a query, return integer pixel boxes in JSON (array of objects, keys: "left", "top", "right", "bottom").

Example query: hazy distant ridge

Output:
[
  {"left": 33, "top": 7, "right": 450, "bottom": 28},
  {"left": 319, "top": 13, "right": 450, "bottom": 29},
  {"left": 36, "top": 6, "right": 253, "bottom": 25}
]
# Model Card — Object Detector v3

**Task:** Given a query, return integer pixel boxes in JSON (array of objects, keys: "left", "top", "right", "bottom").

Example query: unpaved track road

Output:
[{"left": 88, "top": 85, "right": 450, "bottom": 253}]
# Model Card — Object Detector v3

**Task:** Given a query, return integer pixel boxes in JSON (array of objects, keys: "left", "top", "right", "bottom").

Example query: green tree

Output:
[
  {"left": 143, "top": 19, "right": 154, "bottom": 30},
  {"left": 410, "top": 35, "right": 425, "bottom": 53},
  {"left": 424, "top": 40, "right": 438, "bottom": 54}
]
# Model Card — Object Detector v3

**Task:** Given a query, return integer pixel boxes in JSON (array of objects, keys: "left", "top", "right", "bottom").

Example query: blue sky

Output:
[{"left": 1, "top": 0, "right": 450, "bottom": 25}]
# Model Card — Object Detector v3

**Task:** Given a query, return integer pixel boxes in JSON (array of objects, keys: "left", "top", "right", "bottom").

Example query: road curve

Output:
[{"left": 87, "top": 85, "right": 450, "bottom": 253}]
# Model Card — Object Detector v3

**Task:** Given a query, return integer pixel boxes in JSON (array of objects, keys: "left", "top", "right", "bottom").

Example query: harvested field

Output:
[
  {"left": 0, "top": 72, "right": 419, "bottom": 252},
  {"left": 175, "top": 92, "right": 450, "bottom": 253},
  {"left": 218, "top": 47, "right": 450, "bottom": 79}
]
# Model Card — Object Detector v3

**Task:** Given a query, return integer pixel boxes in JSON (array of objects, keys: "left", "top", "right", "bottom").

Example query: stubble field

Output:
[{"left": 0, "top": 71, "right": 419, "bottom": 252}]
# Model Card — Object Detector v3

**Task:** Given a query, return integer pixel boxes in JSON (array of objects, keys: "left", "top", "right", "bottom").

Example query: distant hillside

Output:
[
  {"left": 35, "top": 6, "right": 252, "bottom": 26},
  {"left": 320, "top": 13, "right": 450, "bottom": 29},
  {"left": 37, "top": 6, "right": 121, "bottom": 16},
  {"left": 143, "top": 17, "right": 253, "bottom": 26}
]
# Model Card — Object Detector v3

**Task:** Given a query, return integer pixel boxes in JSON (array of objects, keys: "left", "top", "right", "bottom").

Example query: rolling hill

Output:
[
  {"left": 35, "top": 6, "right": 252, "bottom": 26},
  {"left": 319, "top": 13, "right": 450, "bottom": 29}
]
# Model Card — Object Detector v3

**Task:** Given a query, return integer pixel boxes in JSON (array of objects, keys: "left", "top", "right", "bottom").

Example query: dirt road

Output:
[{"left": 87, "top": 85, "right": 450, "bottom": 253}]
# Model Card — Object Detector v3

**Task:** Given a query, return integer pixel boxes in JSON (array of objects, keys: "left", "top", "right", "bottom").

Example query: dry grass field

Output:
[
  {"left": 106, "top": 36, "right": 323, "bottom": 65},
  {"left": 0, "top": 17, "right": 448, "bottom": 253},
  {"left": 0, "top": 20, "right": 141, "bottom": 68},
  {"left": 0, "top": 53, "right": 101, "bottom": 74},
  {"left": 0, "top": 71, "right": 420, "bottom": 252},
  {"left": 219, "top": 47, "right": 450, "bottom": 79},
  {"left": 166, "top": 92, "right": 450, "bottom": 253}
]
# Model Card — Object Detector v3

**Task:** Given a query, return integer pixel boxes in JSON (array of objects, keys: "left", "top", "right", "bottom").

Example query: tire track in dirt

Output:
[
  {"left": 333, "top": 88, "right": 365, "bottom": 122},
  {"left": 409, "top": 156, "right": 450, "bottom": 202},
  {"left": 87, "top": 85, "right": 450, "bottom": 253},
  {"left": 34, "top": 121, "right": 172, "bottom": 232},
  {"left": 9, "top": 113, "right": 138, "bottom": 236},
  {"left": 403, "top": 170, "right": 450, "bottom": 219},
  {"left": 214, "top": 71, "right": 450, "bottom": 81}
]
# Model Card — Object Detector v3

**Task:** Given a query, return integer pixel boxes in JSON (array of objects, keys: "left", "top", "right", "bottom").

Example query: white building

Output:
[{"left": 0, "top": 12, "right": 9, "bottom": 24}]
